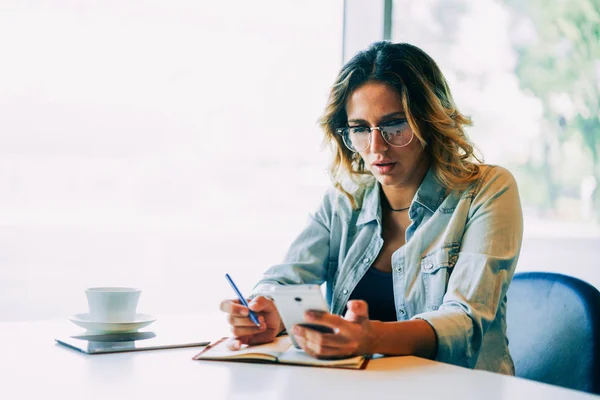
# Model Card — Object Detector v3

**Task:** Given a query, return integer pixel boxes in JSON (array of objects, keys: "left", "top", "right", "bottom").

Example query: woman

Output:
[{"left": 220, "top": 41, "right": 523, "bottom": 375}]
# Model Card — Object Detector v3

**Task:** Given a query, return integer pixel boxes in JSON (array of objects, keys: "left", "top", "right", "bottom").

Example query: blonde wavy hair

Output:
[{"left": 319, "top": 41, "right": 482, "bottom": 208}]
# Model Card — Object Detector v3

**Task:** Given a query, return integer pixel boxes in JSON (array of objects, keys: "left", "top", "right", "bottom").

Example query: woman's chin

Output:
[{"left": 373, "top": 172, "right": 401, "bottom": 186}]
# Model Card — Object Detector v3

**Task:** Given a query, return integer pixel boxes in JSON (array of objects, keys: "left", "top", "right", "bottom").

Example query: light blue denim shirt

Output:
[{"left": 251, "top": 164, "right": 523, "bottom": 375}]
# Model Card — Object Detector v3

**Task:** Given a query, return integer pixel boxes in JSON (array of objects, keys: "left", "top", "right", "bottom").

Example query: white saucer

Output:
[{"left": 69, "top": 313, "right": 157, "bottom": 333}]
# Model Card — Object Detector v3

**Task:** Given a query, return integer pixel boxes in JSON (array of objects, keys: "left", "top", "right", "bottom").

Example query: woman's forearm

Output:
[{"left": 369, "top": 319, "right": 437, "bottom": 359}]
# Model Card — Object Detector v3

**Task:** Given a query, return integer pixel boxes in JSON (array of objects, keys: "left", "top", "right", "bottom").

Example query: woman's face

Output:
[{"left": 345, "top": 81, "right": 428, "bottom": 189}]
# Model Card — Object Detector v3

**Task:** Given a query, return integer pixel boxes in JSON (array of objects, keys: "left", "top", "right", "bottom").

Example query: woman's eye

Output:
[
  {"left": 384, "top": 119, "right": 408, "bottom": 128},
  {"left": 349, "top": 126, "right": 368, "bottom": 134}
]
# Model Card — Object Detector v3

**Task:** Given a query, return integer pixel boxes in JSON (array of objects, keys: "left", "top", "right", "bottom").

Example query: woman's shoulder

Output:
[
  {"left": 476, "top": 164, "right": 518, "bottom": 185},
  {"left": 321, "top": 177, "right": 376, "bottom": 216},
  {"left": 466, "top": 163, "right": 519, "bottom": 199}
]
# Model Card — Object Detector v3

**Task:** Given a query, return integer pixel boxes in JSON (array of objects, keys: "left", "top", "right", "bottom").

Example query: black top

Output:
[{"left": 346, "top": 266, "right": 397, "bottom": 322}]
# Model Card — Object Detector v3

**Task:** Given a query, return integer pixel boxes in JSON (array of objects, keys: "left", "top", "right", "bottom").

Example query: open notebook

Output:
[{"left": 193, "top": 336, "right": 369, "bottom": 369}]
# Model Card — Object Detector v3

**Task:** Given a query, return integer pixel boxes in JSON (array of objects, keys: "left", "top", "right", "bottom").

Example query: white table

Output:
[{"left": 0, "top": 313, "right": 595, "bottom": 400}]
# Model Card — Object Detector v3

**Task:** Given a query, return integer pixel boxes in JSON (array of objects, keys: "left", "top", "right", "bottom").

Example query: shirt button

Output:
[
  {"left": 395, "top": 266, "right": 402, "bottom": 272},
  {"left": 342, "top": 289, "right": 348, "bottom": 295},
  {"left": 398, "top": 308, "right": 406, "bottom": 316},
  {"left": 363, "top": 257, "right": 370, "bottom": 263}
]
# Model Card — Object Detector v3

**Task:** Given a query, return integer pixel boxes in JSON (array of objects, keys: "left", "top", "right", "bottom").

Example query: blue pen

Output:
[{"left": 225, "top": 273, "right": 261, "bottom": 327}]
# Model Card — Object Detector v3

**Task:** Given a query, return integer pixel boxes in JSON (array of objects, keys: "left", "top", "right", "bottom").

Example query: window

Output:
[
  {"left": 390, "top": 0, "right": 600, "bottom": 288},
  {"left": 0, "top": 1, "right": 343, "bottom": 320},
  {"left": 3, "top": 0, "right": 597, "bottom": 322}
]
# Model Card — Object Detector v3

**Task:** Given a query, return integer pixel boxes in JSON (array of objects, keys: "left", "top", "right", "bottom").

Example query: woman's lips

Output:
[{"left": 372, "top": 162, "right": 396, "bottom": 174}]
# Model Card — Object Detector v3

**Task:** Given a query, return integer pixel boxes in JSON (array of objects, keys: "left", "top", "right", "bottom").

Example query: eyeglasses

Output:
[{"left": 335, "top": 119, "right": 414, "bottom": 152}]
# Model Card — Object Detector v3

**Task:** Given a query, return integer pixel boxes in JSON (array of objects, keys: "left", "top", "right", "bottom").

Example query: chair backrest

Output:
[{"left": 506, "top": 272, "right": 600, "bottom": 394}]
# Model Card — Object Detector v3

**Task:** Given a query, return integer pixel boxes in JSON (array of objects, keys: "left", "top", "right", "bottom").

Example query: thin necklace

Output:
[{"left": 382, "top": 196, "right": 410, "bottom": 212}]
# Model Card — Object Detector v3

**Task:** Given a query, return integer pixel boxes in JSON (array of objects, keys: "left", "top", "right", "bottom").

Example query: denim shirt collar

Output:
[
  {"left": 414, "top": 166, "right": 447, "bottom": 214},
  {"left": 355, "top": 166, "right": 446, "bottom": 226},
  {"left": 356, "top": 181, "right": 382, "bottom": 226}
]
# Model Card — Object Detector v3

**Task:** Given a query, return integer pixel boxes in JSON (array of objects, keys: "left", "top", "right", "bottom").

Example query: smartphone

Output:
[{"left": 269, "top": 285, "right": 334, "bottom": 348}]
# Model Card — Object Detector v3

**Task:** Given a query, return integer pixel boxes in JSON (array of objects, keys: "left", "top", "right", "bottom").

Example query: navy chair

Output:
[{"left": 506, "top": 272, "right": 600, "bottom": 394}]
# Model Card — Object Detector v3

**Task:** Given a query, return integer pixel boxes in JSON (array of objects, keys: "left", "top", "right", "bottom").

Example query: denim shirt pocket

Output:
[{"left": 420, "top": 244, "right": 459, "bottom": 310}]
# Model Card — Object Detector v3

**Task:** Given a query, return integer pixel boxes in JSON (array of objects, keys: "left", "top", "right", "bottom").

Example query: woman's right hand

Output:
[{"left": 219, "top": 295, "right": 283, "bottom": 349}]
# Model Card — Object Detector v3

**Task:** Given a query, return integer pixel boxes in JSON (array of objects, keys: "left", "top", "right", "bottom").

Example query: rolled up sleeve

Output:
[{"left": 412, "top": 166, "right": 523, "bottom": 368}]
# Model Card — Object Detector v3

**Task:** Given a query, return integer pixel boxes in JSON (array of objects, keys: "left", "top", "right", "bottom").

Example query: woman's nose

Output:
[{"left": 369, "top": 128, "right": 388, "bottom": 153}]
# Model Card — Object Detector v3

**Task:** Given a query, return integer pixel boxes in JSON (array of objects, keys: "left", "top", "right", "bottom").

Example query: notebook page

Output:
[
  {"left": 194, "top": 336, "right": 293, "bottom": 360},
  {"left": 277, "top": 346, "right": 365, "bottom": 368}
]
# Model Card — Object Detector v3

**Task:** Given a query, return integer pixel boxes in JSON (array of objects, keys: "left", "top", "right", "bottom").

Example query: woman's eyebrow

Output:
[{"left": 347, "top": 111, "right": 406, "bottom": 124}]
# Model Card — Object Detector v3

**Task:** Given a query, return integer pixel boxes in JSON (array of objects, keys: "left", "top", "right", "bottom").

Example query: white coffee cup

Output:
[{"left": 85, "top": 287, "right": 141, "bottom": 322}]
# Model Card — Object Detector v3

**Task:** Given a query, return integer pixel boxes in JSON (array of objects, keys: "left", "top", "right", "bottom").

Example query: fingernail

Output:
[{"left": 306, "top": 310, "right": 324, "bottom": 319}]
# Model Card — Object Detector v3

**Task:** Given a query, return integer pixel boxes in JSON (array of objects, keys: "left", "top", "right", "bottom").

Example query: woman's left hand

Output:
[{"left": 291, "top": 300, "right": 376, "bottom": 359}]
